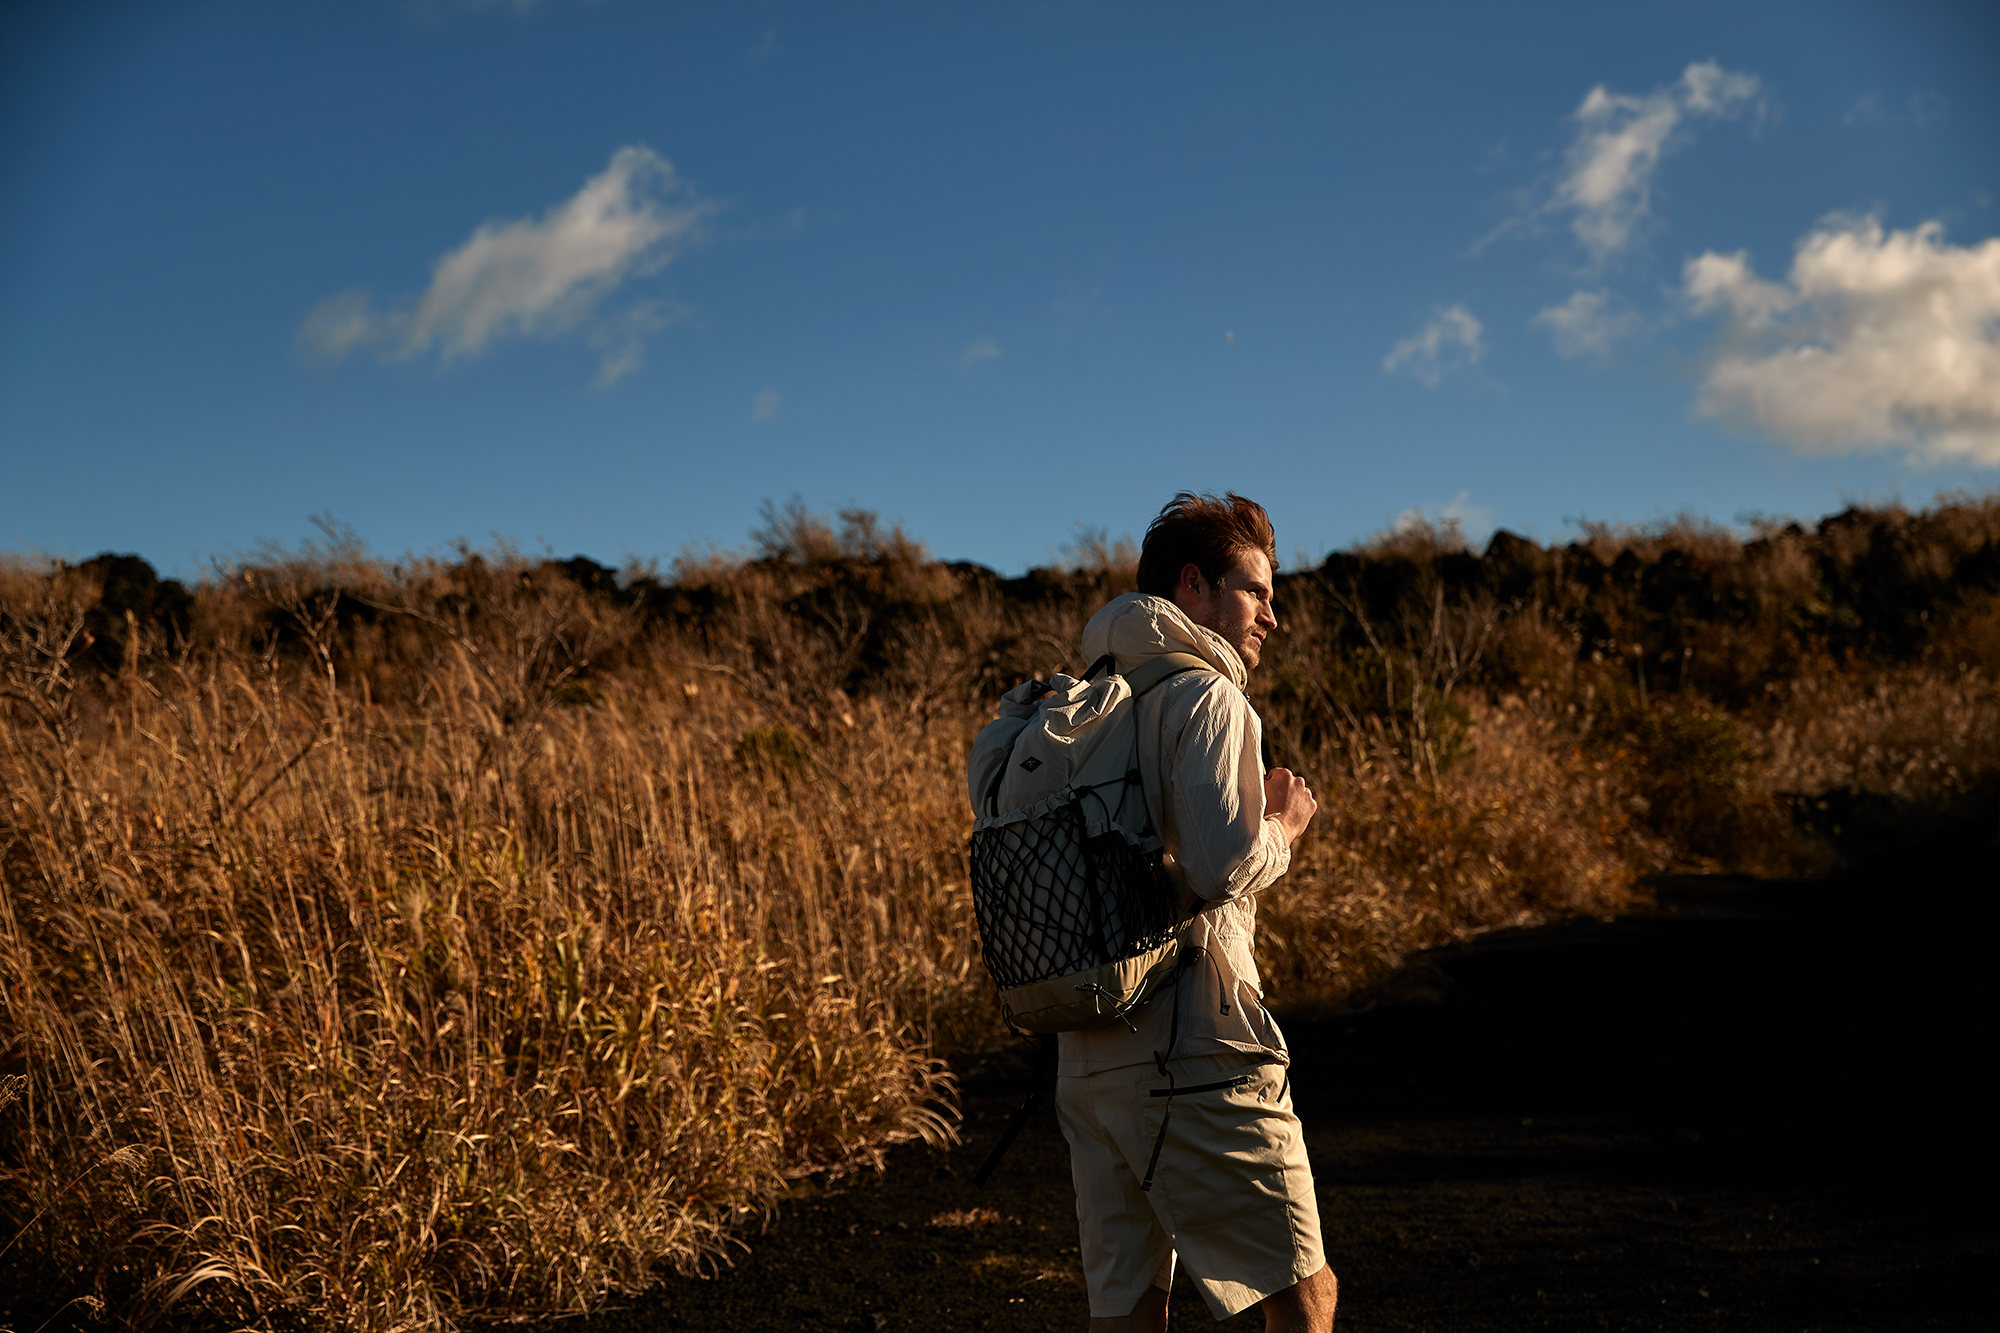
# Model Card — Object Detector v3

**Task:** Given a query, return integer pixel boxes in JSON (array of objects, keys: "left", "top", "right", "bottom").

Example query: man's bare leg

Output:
[
  {"left": 1087, "top": 1283, "right": 1168, "bottom": 1333},
  {"left": 1259, "top": 1263, "right": 1337, "bottom": 1333}
]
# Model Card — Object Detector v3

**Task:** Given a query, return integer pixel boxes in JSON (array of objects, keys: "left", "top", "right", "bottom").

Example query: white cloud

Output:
[
  {"left": 1841, "top": 93, "right": 1887, "bottom": 127},
  {"left": 1908, "top": 89, "right": 1949, "bottom": 128},
  {"left": 1533, "top": 289, "right": 1643, "bottom": 359},
  {"left": 1393, "top": 490, "right": 1496, "bottom": 542},
  {"left": 959, "top": 336, "right": 1000, "bottom": 369},
  {"left": 751, "top": 388, "right": 782, "bottom": 423},
  {"left": 1383, "top": 305, "right": 1485, "bottom": 386},
  {"left": 1846, "top": 89, "right": 1950, "bottom": 128},
  {"left": 1550, "top": 60, "right": 1763, "bottom": 262},
  {"left": 297, "top": 291, "right": 380, "bottom": 366},
  {"left": 301, "top": 145, "right": 713, "bottom": 382},
  {"left": 1682, "top": 251, "right": 1791, "bottom": 328},
  {"left": 1685, "top": 216, "right": 2000, "bottom": 464},
  {"left": 587, "top": 300, "right": 681, "bottom": 387}
]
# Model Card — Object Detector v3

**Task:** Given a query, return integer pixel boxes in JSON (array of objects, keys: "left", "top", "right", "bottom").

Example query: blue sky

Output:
[{"left": 3, "top": 0, "right": 1996, "bottom": 578}]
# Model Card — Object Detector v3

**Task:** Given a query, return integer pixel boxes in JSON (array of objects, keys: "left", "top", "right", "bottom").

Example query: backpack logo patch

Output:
[{"left": 1019, "top": 756, "right": 1043, "bottom": 772}]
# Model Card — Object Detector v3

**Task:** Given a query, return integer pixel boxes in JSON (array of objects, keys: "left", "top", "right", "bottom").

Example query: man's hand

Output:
[{"left": 1263, "top": 767, "right": 1317, "bottom": 848}]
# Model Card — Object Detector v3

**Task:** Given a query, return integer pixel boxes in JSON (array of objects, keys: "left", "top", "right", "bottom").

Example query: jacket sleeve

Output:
[{"left": 1170, "top": 679, "right": 1292, "bottom": 902}]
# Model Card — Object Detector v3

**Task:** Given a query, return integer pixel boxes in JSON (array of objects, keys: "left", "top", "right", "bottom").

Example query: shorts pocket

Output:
[
  {"left": 1140, "top": 1064, "right": 1293, "bottom": 1226},
  {"left": 1147, "top": 1072, "right": 1255, "bottom": 1098}
]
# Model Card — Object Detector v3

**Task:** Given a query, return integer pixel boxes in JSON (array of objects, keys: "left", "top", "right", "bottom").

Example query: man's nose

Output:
[{"left": 1257, "top": 601, "right": 1277, "bottom": 628}]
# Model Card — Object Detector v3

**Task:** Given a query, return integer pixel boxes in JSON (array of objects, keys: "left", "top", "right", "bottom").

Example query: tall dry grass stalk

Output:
[
  {"left": 1, "top": 566, "right": 969, "bottom": 1329},
  {"left": 1758, "top": 664, "right": 2000, "bottom": 805},
  {"left": 1255, "top": 698, "right": 1660, "bottom": 1006}
]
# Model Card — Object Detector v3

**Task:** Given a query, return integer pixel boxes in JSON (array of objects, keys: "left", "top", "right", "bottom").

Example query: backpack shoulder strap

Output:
[{"left": 1122, "top": 651, "right": 1213, "bottom": 698}]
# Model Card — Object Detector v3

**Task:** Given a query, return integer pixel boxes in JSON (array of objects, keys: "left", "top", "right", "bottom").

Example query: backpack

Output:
[{"left": 965, "top": 650, "right": 1213, "bottom": 1034}]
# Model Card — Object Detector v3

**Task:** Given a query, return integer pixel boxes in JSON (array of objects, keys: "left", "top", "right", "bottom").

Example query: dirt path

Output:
[{"left": 528, "top": 874, "right": 1995, "bottom": 1332}]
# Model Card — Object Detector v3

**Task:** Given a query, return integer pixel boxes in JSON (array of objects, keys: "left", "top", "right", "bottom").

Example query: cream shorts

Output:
[{"left": 1054, "top": 1053, "right": 1325, "bottom": 1320}]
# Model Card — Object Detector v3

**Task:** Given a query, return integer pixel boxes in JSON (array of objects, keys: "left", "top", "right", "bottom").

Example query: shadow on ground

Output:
[{"left": 548, "top": 835, "right": 1997, "bottom": 1332}]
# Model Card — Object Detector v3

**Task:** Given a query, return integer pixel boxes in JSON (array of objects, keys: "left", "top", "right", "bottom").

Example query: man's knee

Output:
[
  {"left": 1259, "top": 1263, "right": 1336, "bottom": 1333},
  {"left": 1086, "top": 1281, "right": 1168, "bottom": 1333}
]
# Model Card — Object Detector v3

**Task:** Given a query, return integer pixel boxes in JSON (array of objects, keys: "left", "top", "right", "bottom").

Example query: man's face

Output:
[{"left": 1173, "top": 550, "right": 1277, "bottom": 670}]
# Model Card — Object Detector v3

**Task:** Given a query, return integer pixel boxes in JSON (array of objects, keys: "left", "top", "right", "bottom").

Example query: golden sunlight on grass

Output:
[{"left": 3, "top": 496, "right": 1996, "bottom": 1329}]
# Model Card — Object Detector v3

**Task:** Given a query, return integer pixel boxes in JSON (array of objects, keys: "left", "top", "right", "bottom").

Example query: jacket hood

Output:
[{"left": 1081, "top": 593, "right": 1247, "bottom": 690}]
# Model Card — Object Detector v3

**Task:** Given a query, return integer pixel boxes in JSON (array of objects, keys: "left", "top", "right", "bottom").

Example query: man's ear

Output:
[{"left": 1179, "top": 562, "right": 1205, "bottom": 594}]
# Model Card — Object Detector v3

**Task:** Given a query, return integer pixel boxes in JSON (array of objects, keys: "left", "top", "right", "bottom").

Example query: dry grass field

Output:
[{"left": 3, "top": 496, "right": 1996, "bottom": 1331}]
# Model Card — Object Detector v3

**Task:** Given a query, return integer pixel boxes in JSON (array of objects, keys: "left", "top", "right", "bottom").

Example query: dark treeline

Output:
[{"left": 60, "top": 496, "right": 2000, "bottom": 688}]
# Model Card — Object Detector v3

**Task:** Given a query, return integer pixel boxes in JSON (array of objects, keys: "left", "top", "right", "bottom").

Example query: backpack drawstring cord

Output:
[{"left": 1140, "top": 936, "right": 1203, "bottom": 1193}]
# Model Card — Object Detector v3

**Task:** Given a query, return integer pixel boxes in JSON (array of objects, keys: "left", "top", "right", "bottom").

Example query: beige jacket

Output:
[{"left": 1057, "top": 593, "right": 1293, "bottom": 1077}]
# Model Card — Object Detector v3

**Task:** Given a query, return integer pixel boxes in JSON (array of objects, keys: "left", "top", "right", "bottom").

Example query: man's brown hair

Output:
[{"left": 1135, "top": 492, "right": 1279, "bottom": 598}]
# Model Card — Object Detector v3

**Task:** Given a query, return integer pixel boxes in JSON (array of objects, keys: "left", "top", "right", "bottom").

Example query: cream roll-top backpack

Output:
[{"left": 965, "top": 651, "right": 1212, "bottom": 1035}]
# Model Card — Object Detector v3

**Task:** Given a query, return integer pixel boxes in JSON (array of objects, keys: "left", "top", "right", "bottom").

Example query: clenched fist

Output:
[{"left": 1263, "top": 767, "right": 1317, "bottom": 847}]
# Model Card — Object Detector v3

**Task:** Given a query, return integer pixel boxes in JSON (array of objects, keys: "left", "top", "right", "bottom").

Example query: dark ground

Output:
[
  {"left": 540, "top": 862, "right": 1998, "bottom": 1333},
  {"left": 11, "top": 856, "right": 1989, "bottom": 1333}
]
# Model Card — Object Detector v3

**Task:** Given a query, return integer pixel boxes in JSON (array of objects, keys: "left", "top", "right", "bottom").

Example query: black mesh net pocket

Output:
[{"left": 968, "top": 800, "right": 1182, "bottom": 991}]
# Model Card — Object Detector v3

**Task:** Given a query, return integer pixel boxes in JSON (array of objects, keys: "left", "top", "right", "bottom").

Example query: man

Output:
[{"left": 1055, "top": 491, "right": 1335, "bottom": 1332}]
